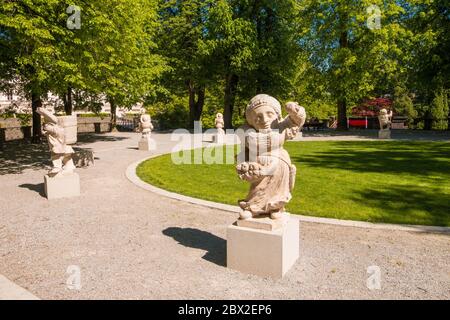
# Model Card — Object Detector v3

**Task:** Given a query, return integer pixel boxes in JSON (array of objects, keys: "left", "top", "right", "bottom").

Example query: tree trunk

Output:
[
  {"left": 31, "top": 91, "right": 42, "bottom": 144},
  {"left": 224, "top": 73, "right": 239, "bottom": 129},
  {"left": 424, "top": 110, "right": 432, "bottom": 130},
  {"left": 195, "top": 86, "right": 205, "bottom": 121},
  {"left": 188, "top": 80, "right": 196, "bottom": 129},
  {"left": 187, "top": 81, "right": 206, "bottom": 129},
  {"left": 337, "top": 28, "right": 349, "bottom": 131},
  {"left": 110, "top": 98, "right": 117, "bottom": 132},
  {"left": 337, "top": 98, "right": 348, "bottom": 131},
  {"left": 64, "top": 86, "right": 73, "bottom": 115},
  {"left": 447, "top": 109, "right": 450, "bottom": 131}
]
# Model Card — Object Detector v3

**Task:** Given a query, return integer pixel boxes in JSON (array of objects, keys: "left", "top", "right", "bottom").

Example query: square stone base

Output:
[
  {"left": 227, "top": 216, "right": 299, "bottom": 278},
  {"left": 378, "top": 130, "right": 391, "bottom": 139},
  {"left": 138, "top": 137, "right": 154, "bottom": 151},
  {"left": 212, "top": 134, "right": 225, "bottom": 144},
  {"left": 44, "top": 173, "right": 80, "bottom": 200},
  {"left": 236, "top": 213, "right": 290, "bottom": 231}
]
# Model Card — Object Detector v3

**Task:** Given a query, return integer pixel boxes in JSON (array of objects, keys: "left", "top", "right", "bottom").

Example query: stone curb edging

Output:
[
  {"left": 0, "top": 275, "right": 40, "bottom": 300},
  {"left": 126, "top": 153, "right": 450, "bottom": 235}
]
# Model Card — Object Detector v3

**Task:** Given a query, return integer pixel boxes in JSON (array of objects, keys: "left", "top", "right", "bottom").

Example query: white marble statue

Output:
[
  {"left": 378, "top": 108, "right": 393, "bottom": 130},
  {"left": 236, "top": 94, "right": 306, "bottom": 220},
  {"left": 37, "top": 107, "right": 76, "bottom": 177},
  {"left": 215, "top": 113, "right": 225, "bottom": 135},
  {"left": 139, "top": 114, "right": 154, "bottom": 137}
]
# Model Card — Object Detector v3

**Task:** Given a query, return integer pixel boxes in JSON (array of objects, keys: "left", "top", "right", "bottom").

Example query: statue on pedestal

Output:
[
  {"left": 236, "top": 94, "right": 306, "bottom": 220},
  {"left": 37, "top": 107, "right": 75, "bottom": 177},
  {"left": 215, "top": 113, "right": 225, "bottom": 135},
  {"left": 139, "top": 114, "right": 154, "bottom": 138},
  {"left": 378, "top": 108, "right": 393, "bottom": 139},
  {"left": 138, "top": 112, "right": 154, "bottom": 151},
  {"left": 378, "top": 108, "right": 393, "bottom": 130}
]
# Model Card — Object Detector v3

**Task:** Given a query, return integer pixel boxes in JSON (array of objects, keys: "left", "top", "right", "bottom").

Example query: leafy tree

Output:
[
  {"left": 393, "top": 85, "right": 416, "bottom": 125},
  {"left": 298, "top": 0, "right": 417, "bottom": 130},
  {"left": 156, "top": 0, "right": 215, "bottom": 129},
  {"left": 430, "top": 88, "right": 449, "bottom": 130}
]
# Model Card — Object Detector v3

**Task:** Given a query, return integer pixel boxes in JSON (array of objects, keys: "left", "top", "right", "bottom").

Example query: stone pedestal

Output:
[
  {"left": 227, "top": 214, "right": 299, "bottom": 278},
  {"left": 138, "top": 136, "right": 154, "bottom": 151},
  {"left": 44, "top": 173, "right": 80, "bottom": 200},
  {"left": 57, "top": 115, "right": 78, "bottom": 144},
  {"left": 212, "top": 133, "right": 225, "bottom": 144},
  {"left": 378, "top": 129, "right": 391, "bottom": 139}
]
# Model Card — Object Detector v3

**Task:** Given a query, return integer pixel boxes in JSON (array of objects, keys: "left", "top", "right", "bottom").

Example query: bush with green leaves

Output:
[
  {"left": 431, "top": 89, "right": 449, "bottom": 130},
  {"left": 146, "top": 95, "right": 189, "bottom": 130}
]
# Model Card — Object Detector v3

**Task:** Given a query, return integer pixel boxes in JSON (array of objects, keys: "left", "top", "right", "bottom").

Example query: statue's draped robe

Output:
[
  {"left": 45, "top": 124, "right": 74, "bottom": 154},
  {"left": 238, "top": 118, "right": 299, "bottom": 215}
]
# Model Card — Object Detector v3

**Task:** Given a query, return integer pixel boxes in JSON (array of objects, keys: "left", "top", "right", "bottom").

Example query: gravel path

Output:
[{"left": 0, "top": 132, "right": 449, "bottom": 300}]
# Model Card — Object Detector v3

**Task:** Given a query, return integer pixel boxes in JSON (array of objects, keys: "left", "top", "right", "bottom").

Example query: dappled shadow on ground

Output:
[
  {"left": 0, "top": 140, "right": 51, "bottom": 175},
  {"left": 352, "top": 184, "right": 450, "bottom": 228},
  {"left": 18, "top": 183, "right": 46, "bottom": 198},
  {"left": 163, "top": 227, "right": 226, "bottom": 267},
  {"left": 292, "top": 141, "right": 450, "bottom": 177},
  {"left": 0, "top": 135, "right": 103, "bottom": 175},
  {"left": 76, "top": 133, "right": 130, "bottom": 145}
]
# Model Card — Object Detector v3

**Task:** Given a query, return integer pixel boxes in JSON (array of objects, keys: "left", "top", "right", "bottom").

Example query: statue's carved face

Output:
[
  {"left": 248, "top": 105, "right": 278, "bottom": 130},
  {"left": 141, "top": 115, "right": 151, "bottom": 123}
]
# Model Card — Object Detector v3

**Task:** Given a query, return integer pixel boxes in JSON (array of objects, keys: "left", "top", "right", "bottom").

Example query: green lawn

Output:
[{"left": 137, "top": 141, "right": 450, "bottom": 226}]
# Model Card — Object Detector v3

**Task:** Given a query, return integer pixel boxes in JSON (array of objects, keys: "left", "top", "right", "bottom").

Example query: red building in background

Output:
[{"left": 348, "top": 97, "right": 394, "bottom": 129}]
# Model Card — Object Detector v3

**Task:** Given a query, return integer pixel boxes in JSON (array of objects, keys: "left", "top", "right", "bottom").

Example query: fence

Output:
[{"left": 117, "top": 116, "right": 139, "bottom": 132}]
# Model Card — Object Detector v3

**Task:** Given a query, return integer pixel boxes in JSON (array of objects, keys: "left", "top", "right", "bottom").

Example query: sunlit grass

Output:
[{"left": 137, "top": 141, "right": 450, "bottom": 226}]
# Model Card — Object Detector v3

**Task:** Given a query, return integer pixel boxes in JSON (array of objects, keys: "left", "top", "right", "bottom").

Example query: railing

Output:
[{"left": 116, "top": 116, "right": 139, "bottom": 132}]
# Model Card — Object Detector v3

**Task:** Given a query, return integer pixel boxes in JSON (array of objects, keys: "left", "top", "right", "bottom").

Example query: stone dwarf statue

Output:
[
  {"left": 139, "top": 114, "right": 154, "bottom": 137},
  {"left": 37, "top": 107, "right": 76, "bottom": 177},
  {"left": 236, "top": 94, "right": 306, "bottom": 220},
  {"left": 378, "top": 108, "right": 393, "bottom": 130},
  {"left": 215, "top": 113, "right": 225, "bottom": 135}
]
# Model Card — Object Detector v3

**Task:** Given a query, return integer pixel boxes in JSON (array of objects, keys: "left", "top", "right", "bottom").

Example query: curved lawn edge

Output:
[{"left": 126, "top": 152, "right": 450, "bottom": 235}]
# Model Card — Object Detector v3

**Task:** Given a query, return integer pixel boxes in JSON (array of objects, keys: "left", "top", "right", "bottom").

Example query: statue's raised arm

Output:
[{"left": 36, "top": 107, "right": 58, "bottom": 125}]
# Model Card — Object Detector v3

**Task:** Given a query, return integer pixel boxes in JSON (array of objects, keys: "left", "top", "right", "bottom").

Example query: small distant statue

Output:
[
  {"left": 215, "top": 113, "right": 225, "bottom": 135},
  {"left": 37, "top": 107, "right": 76, "bottom": 177},
  {"left": 138, "top": 113, "right": 154, "bottom": 151},
  {"left": 378, "top": 108, "right": 393, "bottom": 130},
  {"left": 139, "top": 114, "right": 153, "bottom": 137},
  {"left": 236, "top": 94, "right": 306, "bottom": 220}
]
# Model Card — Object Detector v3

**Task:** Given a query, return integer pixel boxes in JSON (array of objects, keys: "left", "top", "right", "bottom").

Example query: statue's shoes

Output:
[
  {"left": 270, "top": 212, "right": 283, "bottom": 220},
  {"left": 239, "top": 210, "right": 252, "bottom": 220}
]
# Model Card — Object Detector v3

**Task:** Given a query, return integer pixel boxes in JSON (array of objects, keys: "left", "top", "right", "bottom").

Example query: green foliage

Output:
[
  {"left": 431, "top": 89, "right": 449, "bottom": 130},
  {"left": 0, "top": 0, "right": 166, "bottom": 110},
  {"left": 393, "top": 85, "right": 417, "bottom": 124},
  {"left": 77, "top": 113, "right": 110, "bottom": 119},
  {"left": 1, "top": 0, "right": 449, "bottom": 129},
  {"left": 0, "top": 113, "right": 32, "bottom": 126},
  {"left": 146, "top": 95, "right": 189, "bottom": 130}
]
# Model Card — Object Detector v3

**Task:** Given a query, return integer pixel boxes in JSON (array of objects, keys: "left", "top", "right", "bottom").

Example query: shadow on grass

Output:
[
  {"left": 351, "top": 184, "right": 450, "bottom": 227},
  {"left": 162, "top": 227, "right": 226, "bottom": 267},
  {"left": 291, "top": 141, "right": 450, "bottom": 177}
]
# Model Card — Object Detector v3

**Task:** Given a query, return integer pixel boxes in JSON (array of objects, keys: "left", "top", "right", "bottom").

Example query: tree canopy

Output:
[{"left": 0, "top": 0, "right": 448, "bottom": 135}]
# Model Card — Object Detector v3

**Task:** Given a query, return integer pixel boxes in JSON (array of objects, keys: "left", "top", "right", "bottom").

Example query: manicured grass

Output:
[{"left": 137, "top": 141, "right": 450, "bottom": 226}]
